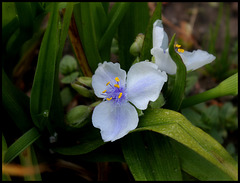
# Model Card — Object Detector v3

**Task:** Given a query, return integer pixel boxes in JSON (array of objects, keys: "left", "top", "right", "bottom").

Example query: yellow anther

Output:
[
  {"left": 115, "top": 77, "right": 120, "bottom": 82},
  {"left": 107, "top": 97, "right": 112, "bottom": 101},
  {"left": 102, "top": 90, "right": 107, "bottom": 93},
  {"left": 114, "top": 84, "right": 120, "bottom": 88},
  {"left": 118, "top": 92, "right": 123, "bottom": 99},
  {"left": 175, "top": 44, "right": 181, "bottom": 48},
  {"left": 177, "top": 48, "right": 184, "bottom": 53},
  {"left": 106, "top": 81, "right": 110, "bottom": 86}
]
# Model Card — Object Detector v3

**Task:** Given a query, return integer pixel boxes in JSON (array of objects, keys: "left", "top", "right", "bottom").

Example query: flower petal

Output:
[
  {"left": 92, "top": 101, "right": 139, "bottom": 142},
  {"left": 126, "top": 61, "right": 167, "bottom": 110},
  {"left": 92, "top": 61, "right": 126, "bottom": 98},
  {"left": 152, "top": 19, "right": 169, "bottom": 50},
  {"left": 151, "top": 47, "right": 177, "bottom": 75},
  {"left": 178, "top": 49, "right": 216, "bottom": 71}
]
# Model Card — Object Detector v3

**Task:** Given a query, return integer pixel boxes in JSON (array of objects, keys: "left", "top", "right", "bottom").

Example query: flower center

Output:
[
  {"left": 174, "top": 43, "right": 184, "bottom": 53},
  {"left": 101, "top": 77, "right": 126, "bottom": 104}
]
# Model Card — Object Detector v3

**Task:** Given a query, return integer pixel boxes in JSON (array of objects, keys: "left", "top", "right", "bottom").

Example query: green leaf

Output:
[
  {"left": 15, "top": 2, "right": 33, "bottom": 33},
  {"left": 133, "top": 108, "right": 237, "bottom": 180},
  {"left": 30, "top": 2, "right": 59, "bottom": 131},
  {"left": 140, "top": 2, "right": 162, "bottom": 61},
  {"left": 164, "top": 34, "right": 187, "bottom": 111},
  {"left": 48, "top": 3, "right": 74, "bottom": 130},
  {"left": 2, "top": 3, "right": 19, "bottom": 48},
  {"left": 118, "top": 2, "right": 149, "bottom": 71},
  {"left": 2, "top": 17, "right": 19, "bottom": 48},
  {"left": 98, "top": 2, "right": 130, "bottom": 61},
  {"left": 170, "top": 139, "right": 233, "bottom": 180},
  {"left": 2, "top": 69, "right": 33, "bottom": 132},
  {"left": 4, "top": 127, "right": 41, "bottom": 164},
  {"left": 73, "top": 2, "right": 106, "bottom": 72},
  {"left": 52, "top": 125, "right": 105, "bottom": 155},
  {"left": 122, "top": 132, "right": 182, "bottom": 181},
  {"left": 181, "top": 73, "right": 238, "bottom": 109},
  {"left": 58, "top": 3, "right": 74, "bottom": 60},
  {"left": 76, "top": 142, "right": 125, "bottom": 162},
  {"left": 101, "top": 2, "right": 109, "bottom": 14},
  {"left": 2, "top": 2, "right": 17, "bottom": 28},
  {"left": 5, "top": 3, "right": 34, "bottom": 56}
]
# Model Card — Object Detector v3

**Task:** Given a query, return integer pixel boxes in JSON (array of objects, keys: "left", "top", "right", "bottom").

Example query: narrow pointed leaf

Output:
[
  {"left": 73, "top": 2, "right": 106, "bottom": 72},
  {"left": 140, "top": 2, "right": 162, "bottom": 61},
  {"left": 164, "top": 34, "right": 187, "bottom": 111},
  {"left": 15, "top": 2, "right": 33, "bottom": 33},
  {"left": 118, "top": 2, "right": 149, "bottom": 71},
  {"left": 98, "top": 2, "right": 130, "bottom": 61},
  {"left": 50, "top": 3, "right": 74, "bottom": 129},
  {"left": 2, "top": 69, "right": 32, "bottom": 132},
  {"left": 4, "top": 127, "right": 41, "bottom": 164},
  {"left": 30, "top": 2, "right": 59, "bottom": 131}
]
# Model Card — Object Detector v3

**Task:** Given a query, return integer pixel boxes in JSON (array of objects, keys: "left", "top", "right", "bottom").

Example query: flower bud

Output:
[
  {"left": 130, "top": 33, "right": 145, "bottom": 56},
  {"left": 59, "top": 55, "right": 78, "bottom": 75},
  {"left": 71, "top": 83, "right": 94, "bottom": 98},
  {"left": 65, "top": 105, "right": 92, "bottom": 128},
  {"left": 76, "top": 76, "right": 92, "bottom": 88}
]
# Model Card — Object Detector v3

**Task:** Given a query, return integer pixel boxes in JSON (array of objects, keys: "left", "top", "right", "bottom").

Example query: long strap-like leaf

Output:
[
  {"left": 140, "top": 2, "right": 162, "bottom": 61},
  {"left": 118, "top": 2, "right": 149, "bottom": 71},
  {"left": 164, "top": 34, "right": 187, "bottom": 111},
  {"left": 49, "top": 3, "right": 74, "bottom": 130},
  {"left": 122, "top": 132, "right": 182, "bottom": 181},
  {"left": 4, "top": 127, "right": 41, "bottom": 164},
  {"left": 30, "top": 2, "right": 59, "bottom": 131},
  {"left": 2, "top": 69, "right": 33, "bottom": 132},
  {"left": 73, "top": 2, "right": 105, "bottom": 72},
  {"left": 134, "top": 108, "right": 238, "bottom": 180}
]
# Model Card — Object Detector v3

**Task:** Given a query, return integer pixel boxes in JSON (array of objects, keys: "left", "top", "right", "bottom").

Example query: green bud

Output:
[
  {"left": 76, "top": 76, "right": 92, "bottom": 88},
  {"left": 65, "top": 105, "right": 92, "bottom": 128},
  {"left": 71, "top": 83, "right": 94, "bottom": 98},
  {"left": 130, "top": 33, "right": 145, "bottom": 57},
  {"left": 59, "top": 55, "right": 78, "bottom": 75}
]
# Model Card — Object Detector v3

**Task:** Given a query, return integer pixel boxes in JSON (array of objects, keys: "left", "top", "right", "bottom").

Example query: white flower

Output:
[
  {"left": 151, "top": 19, "right": 216, "bottom": 75},
  {"left": 92, "top": 61, "right": 167, "bottom": 142}
]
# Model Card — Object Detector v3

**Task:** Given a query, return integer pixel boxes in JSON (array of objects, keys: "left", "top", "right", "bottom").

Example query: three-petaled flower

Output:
[
  {"left": 92, "top": 61, "right": 167, "bottom": 142},
  {"left": 151, "top": 19, "right": 216, "bottom": 75}
]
